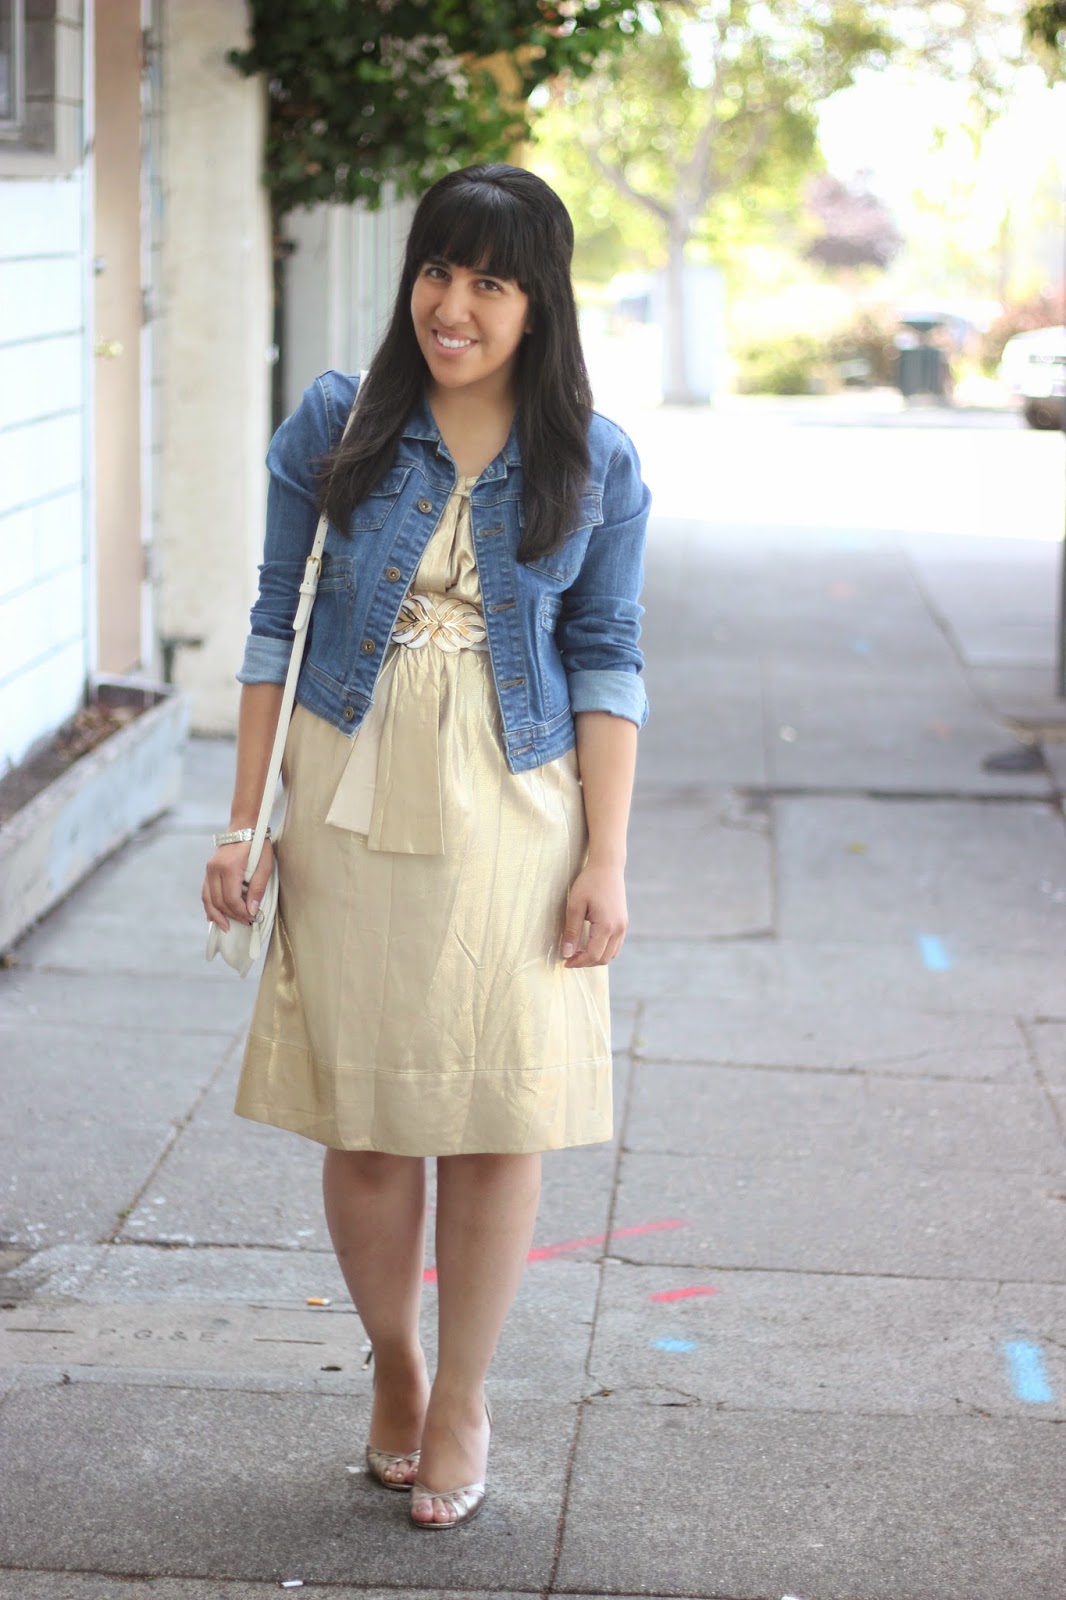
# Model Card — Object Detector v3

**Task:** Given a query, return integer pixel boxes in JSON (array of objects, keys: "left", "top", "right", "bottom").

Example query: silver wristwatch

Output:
[{"left": 213, "top": 827, "right": 270, "bottom": 848}]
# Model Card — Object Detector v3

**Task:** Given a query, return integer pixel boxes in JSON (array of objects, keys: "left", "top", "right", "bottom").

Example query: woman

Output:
[{"left": 201, "top": 164, "right": 650, "bottom": 1530}]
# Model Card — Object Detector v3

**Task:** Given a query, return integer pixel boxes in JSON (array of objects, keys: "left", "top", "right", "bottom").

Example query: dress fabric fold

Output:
[{"left": 234, "top": 475, "right": 613, "bottom": 1155}]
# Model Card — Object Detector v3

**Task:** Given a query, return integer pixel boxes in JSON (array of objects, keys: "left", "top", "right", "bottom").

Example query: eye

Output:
[
  {"left": 422, "top": 263, "right": 448, "bottom": 280},
  {"left": 477, "top": 277, "right": 504, "bottom": 292}
]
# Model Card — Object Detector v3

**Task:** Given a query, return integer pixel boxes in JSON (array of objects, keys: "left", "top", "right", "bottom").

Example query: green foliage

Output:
[
  {"left": 860, "top": 1, "right": 1030, "bottom": 110},
  {"left": 1025, "top": 1, "right": 1066, "bottom": 73},
  {"left": 532, "top": 0, "right": 1038, "bottom": 289},
  {"left": 733, "top": 334, "right": 827, "bottom": 394},
  {"left": 531, "top": 1, "right": 898, "bottom": 281},
  {"left": 826, "top": 310, "right": 900, "bottom": 386},
  {"left": 228, "top": 0, "right": 644, "bottom": 217},
  {"left": 735, "top": 310, "right": 901, "bottom": 394},
  {"left": 1026, "top": 2, "right": 1066, "bottom": 49}
]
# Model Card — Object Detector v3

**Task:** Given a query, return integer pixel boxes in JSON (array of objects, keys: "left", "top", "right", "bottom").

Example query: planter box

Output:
[{"left": 0, "top": 682, "right": 189, "bottom": 955}]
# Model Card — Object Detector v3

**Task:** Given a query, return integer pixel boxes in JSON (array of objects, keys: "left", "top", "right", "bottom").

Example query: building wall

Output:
[
  {"left": 155, "top": 0, "right": 272, "bottom": 734},
  {"left": 0, "top": 3, "right": 88, "bottom": 774},
  {"left": 144, "top": 0, "right": 164, "bottom": 677}
]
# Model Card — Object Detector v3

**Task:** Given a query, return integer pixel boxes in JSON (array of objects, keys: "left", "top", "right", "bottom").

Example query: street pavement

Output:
[{"left": 1, "top": 393, "right": 1064, "bottom": 1600}]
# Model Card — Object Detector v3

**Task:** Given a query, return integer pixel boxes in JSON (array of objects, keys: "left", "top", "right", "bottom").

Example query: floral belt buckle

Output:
[{"left": 392, "top": 593, "right": 489, "bottom": 653}]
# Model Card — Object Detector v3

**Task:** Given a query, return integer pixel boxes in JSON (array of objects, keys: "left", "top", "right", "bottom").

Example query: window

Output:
[
  {"left": 0, "top": 0, "right": 25, "bottom": 132},
  {"left": 0, "top": 1, "right": 81, "bottom": 177}
]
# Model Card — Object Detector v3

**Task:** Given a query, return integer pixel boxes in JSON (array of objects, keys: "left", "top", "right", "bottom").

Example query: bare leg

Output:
[
  {"left": 322, "top": 1148, "right": 430, "bottom": 1485},
  {"left": 411, "top": 1151, "right": 542, "bottom": 1525}
]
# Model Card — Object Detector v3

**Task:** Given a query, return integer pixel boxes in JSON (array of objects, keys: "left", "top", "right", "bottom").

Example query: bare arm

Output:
[
  {"left": 201, "top": 683, "right": 284, "bottom": 930},
  {"left": 560, "top": 710, "right": 638, "bottom": 967}
]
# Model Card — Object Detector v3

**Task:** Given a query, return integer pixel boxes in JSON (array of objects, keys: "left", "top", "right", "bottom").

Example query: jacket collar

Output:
[{"left": 400, "top": 390, "right": 522, "bottom": 479}]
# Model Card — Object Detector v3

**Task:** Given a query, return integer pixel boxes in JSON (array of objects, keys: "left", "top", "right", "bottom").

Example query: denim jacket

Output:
[{"left": 237, "top": 369, "right": 650, "bottom": 773}]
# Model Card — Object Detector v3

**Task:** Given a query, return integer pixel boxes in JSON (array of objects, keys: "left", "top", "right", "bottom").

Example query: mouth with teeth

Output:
[{"left": 433, "top": 330, "right": 476, "bottom": 351}]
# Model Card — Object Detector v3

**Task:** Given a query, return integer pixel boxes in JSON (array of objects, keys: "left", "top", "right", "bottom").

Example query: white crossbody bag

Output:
[{"left": 206, "top": 381, "right": 364, "bottom": 977}]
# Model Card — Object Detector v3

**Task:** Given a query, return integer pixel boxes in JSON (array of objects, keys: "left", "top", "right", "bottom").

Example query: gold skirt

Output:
[{"left": 234, "top": 668, "right": 612, "bottom": 1155}]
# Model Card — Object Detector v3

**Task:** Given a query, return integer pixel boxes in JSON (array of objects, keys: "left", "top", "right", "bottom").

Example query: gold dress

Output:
[{"left": 234, "top": 476, "right": 613, "bottom": 1155}]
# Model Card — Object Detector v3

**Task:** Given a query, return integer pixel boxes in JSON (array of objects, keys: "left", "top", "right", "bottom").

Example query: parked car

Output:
[{"left": 997, "top": 326, "right": 1066, "bottom": 429}]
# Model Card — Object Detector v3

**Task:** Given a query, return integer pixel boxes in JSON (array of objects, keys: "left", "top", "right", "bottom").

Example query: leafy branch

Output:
[{"left": 228, "top": 0, "right": 645, "bottom": 218}]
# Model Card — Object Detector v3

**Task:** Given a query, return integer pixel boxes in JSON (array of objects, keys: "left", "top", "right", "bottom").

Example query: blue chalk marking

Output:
[
  {"left": 653, "top": 1337, "right": 697, "bottom": 1353},
  {"left": 918, "top": 935, "right": 952, "bottom": 972},
  {"left": 852, "top": 639, "right": 871, "bottom": 656},
  {"left": 1004, "top": 1341, "right": 1054, "bottom": 1404}
]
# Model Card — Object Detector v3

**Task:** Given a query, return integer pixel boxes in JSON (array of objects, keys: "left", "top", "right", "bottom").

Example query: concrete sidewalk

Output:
[{"left": 2, "top": 408, "right": 1065, "bottom": 1600}]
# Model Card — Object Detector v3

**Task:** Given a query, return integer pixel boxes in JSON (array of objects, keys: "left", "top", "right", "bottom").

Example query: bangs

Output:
[{"left": 407, "top": 181, "right": 543, "bottom": 289}]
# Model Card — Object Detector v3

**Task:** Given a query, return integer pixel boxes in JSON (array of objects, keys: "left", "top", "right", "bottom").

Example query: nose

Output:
[{"left": 436, "top": 277, "right": 472, "bottom": 327}]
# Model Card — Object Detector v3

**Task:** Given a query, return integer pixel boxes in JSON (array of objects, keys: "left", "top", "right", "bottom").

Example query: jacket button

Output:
[
  {"left": 360, "top": 638, "right": 376, "bottom": 654},
  {"left": 417, "top": 498, "right": 432, "bottom": 513},
  {"left": 342, "top": 706, "right": 355, "bottom": 722},
  {"left": 385, "top": 566, "right": 401, "bottom": 582}
]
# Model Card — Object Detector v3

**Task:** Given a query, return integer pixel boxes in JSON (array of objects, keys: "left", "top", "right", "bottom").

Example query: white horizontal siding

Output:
[
  {"left": 31, "top": 485, "right": 83, "bottom": 580},
  {"left": 0, "top": 173, "right": 88, "bottom": 772},
  {"left": 0, "top": 488, "right": 83, "bottom": 602},
  {"left": 0, "top": 333, "right": 82, "bottom": 429},
  {"left": 0, "top": 178, "right": 82, "bottom": 260},
  {"left": 0, "top": 410, "right": 83, "bottom": 518},
  {"left": 0, "top": 564, "right": 84, "bottom": 682},
  {"left": 0, "top": 640, "right": 85, "bottom": 767},
  {"left": 0, "top": 510, "right": 35, "bottom": 596},
  {"left": 0, "top": 257, "right": 83, "bottom": 345}
]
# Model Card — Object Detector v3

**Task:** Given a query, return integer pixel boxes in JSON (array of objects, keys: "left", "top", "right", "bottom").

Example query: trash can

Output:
[{"left": 895, "top": 315, "right": 950, "bottom": 400}]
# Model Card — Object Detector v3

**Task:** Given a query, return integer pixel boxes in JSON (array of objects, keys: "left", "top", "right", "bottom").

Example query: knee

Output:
[
  {"left": 325, "top": 1147, "right": 419, "bottom": 1192},
  {"left": 440, "top": 1151, "right": 541, "bottom": 1189}
]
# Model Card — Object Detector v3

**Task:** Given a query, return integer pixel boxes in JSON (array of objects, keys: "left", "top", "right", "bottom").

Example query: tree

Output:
[
  {"left": 533, "top": 0, "right": 1036, "bottom": 402},
  {"left": 1025, "top": 1, "right": 1066, "bottom": 61},
  {"left": 228, "top": 0, "right": 645, "bottom": 218},
  {"left": 805, "top": 174, "right": 902, "bottom": 270},
  {"left": 536, "top": 2, "right": 894, "bottom": 400}
]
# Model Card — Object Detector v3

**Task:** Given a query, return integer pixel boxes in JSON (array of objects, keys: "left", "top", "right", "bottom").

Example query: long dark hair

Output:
[{"left": 320, "top": 164, "right": 593, "bottom": 563}]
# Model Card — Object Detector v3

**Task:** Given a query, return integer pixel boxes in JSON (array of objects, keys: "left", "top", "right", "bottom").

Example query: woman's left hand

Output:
[{"left": 560, "top": 863, "right": 628, "bottom": 967}]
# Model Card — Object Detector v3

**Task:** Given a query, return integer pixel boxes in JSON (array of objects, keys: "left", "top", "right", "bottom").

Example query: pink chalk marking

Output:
[
  {"left": 649, "top": 1286, "right": 720, "bottom": 1303},
  {"left": 528, "top": 1219, "right": 686, "bottom": 1263},
  {"left": 423, "top": 1218, "right": 685, "bottom": 1284}
]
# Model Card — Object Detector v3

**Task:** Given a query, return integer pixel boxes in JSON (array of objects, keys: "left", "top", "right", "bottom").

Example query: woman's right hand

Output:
[{"left": 202, "top": 836, "right": 275, "bottom": 932}]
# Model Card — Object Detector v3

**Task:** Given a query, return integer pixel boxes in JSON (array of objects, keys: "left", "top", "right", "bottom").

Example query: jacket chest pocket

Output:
[
  {"left": 351, "top": 467, "right": 413, "bottom": 532},
  {"left": 524, "top": 492, "right": 603, "bottom": 583}
]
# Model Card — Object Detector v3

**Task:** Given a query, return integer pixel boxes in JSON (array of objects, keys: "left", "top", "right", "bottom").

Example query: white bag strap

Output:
[{"left": 243, "top": 374, "right": 366, "bottom": 888}]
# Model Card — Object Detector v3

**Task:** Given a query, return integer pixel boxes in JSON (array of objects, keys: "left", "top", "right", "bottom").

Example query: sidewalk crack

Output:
[
  {"left": 544, "top": 997, "right": 645, "bottom": 1592},
  {"left": 100, "top": 1028, "right": 248, "bottom": 1246}
]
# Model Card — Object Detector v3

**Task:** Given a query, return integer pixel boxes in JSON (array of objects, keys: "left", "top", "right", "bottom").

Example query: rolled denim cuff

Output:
[
  {"left": 568, "top": 668, "right": 649, "bottom": 728},
  {"left": 236, "top": 632, "right": 291, "bottom": 685}
]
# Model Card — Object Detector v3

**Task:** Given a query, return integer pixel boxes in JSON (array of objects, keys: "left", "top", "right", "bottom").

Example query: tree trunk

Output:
[{"left": 663, "top": 221, "right": 694, "bottom": 405}]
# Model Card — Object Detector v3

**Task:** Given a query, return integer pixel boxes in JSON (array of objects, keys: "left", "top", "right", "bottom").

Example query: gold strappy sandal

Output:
[
  {"left": 365, "top": 1443, "right": 421, "bottom": 1492},
  {"left": 409, "top": 1399, "right": 492, "bottom": 1531},
  {"left": 364, "top": 1348, "right": 421, "bottom": 1492}
]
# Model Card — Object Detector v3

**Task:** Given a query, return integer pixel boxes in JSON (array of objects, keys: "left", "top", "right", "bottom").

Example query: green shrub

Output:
[
  {"left": 734, "top": 336, "right": 826, "bottom": 395},
  {"left": 827, "top": 311, "right": 899, "bottom": 386},
  {"left": 734, "top": 311, "right": 902, "bottom": 394}
]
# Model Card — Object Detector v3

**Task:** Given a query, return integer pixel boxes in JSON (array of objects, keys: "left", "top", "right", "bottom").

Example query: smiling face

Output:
[{"left": 410, "top": 257, "right": 531, "bottom": 403}]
